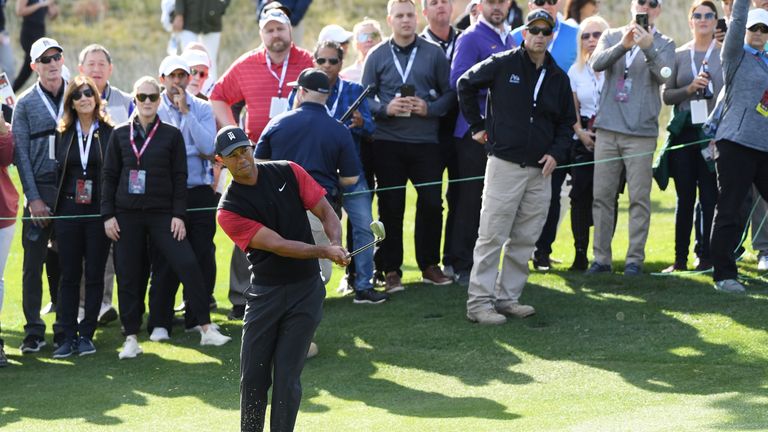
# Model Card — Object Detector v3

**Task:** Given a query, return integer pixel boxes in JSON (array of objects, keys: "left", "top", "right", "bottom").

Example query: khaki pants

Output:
[
  {"left": 467, "top": 157, "right": 550, "bottom": 314},
  {"left": 592, "top": 129, "right": 655, "bottom": 266},
  {"left": 307, "top": 211, "right": 332, "bottom": 285}
]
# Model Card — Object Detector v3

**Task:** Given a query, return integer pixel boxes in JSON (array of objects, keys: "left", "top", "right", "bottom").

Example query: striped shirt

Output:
[{"left": 210, "top": 44, "right": 313, "bottom": 142}]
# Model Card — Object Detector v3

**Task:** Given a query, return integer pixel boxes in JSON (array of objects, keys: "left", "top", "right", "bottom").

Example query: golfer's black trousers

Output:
[{"left": 240, "top": 274, "right": 324, "bottom": 432}]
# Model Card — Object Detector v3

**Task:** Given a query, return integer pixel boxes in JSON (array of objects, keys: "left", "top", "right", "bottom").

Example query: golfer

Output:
[{"left": 215, "top": 126, "right": 350, "bottom": 432}]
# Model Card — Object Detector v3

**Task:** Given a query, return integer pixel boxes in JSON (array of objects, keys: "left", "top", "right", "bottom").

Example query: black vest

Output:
[{"left": 219, "top": 161, "right": 319, "bottom": 286}]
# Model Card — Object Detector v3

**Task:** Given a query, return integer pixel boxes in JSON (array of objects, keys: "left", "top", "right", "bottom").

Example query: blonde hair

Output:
[
  {"left": 576, "top": 15, "right": 610, "bottom": 71},
  {"left": 131, "top": 75, "right": 161, "bottom": 96},
  {"left": 387, "top": 0, "right": 416, "bottom": 15}
]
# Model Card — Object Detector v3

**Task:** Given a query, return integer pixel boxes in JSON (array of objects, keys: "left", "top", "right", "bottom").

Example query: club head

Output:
[{"left": 370, "top": 221, "right": 385, "bottom": 241}]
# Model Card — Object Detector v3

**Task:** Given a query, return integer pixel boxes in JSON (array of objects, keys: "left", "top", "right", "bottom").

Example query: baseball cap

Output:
[
  {"left": 181, "top": 49, "right": 211, "bottom": 68},
  {"left": 287, "top": 68, "right": 330, "bottom": 94},
  {"left": 526, "top": 10, "right": 555, "bottom": 28},
  {"left": 216, "top": 126, "right": 252, "bottom": 157},
  {"left": 158, "top": 55, "right": 190, "bottom": 76},
  {"left": 464, "top": 0, "right": 480, "bottom": 14},
  {"left": 747, "top": 8, "right": 768, "bottom": 29},
  {"left": 259, "top": 7, "right": 291, "bottom": 29},
  {"left": 30, "top": 37, "right": 63, "bottom": 62},
  {"left": 318, "top": 24, "right": 354, "bottom": 44}
]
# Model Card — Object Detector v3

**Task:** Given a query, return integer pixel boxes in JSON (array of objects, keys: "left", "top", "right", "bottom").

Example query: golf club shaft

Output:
[{"left": 345, "top": 239, "right": 380, "bottom": 258}]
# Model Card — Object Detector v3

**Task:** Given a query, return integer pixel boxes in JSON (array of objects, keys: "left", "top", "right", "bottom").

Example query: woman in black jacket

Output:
[
  {"left": 51, "top": 75, "right": 113, "bottom": 358},
  {"left": 101, "top": 76, "right": 229, "bottom": 360}
]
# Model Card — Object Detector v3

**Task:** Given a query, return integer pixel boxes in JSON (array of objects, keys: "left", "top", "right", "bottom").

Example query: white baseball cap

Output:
[
  {"left": 747, "top": 8, "right": 768, "bottom": 29},
  {"left": 30, "top": 37, "right": 63, "bottom": 62},
  {"left": 259, "top": 8, "right": 290, "bottom": 29},
  {"left": 158, "top": 55, "right": 190, "bottom": 76},
  {"left": 182, "top": 49, "right": 211, "bottom": 68},
  {"left": 318, "top": 24, "right": 353, "bottom": 44}
]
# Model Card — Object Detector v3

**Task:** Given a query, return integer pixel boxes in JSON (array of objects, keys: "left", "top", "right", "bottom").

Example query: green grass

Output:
[{"left": 0, "top": 166, "right": 766, "bottom": 431}]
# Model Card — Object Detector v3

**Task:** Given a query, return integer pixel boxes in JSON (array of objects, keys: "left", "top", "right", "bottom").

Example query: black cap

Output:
[
  {"left": 526, "top": 10, "right": 555, "bottom": 28},
  {"left": 287, "top": 68, "right": 330, "bottom": 94},
  {"left": 216, "top": 126, "right": 251, "bottom": 156}
]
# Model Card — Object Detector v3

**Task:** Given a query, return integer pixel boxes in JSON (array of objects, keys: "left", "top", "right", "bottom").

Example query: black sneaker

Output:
[
  {"left": 52, "top": 339, "right": 77, "bottom": 359},
  {"left": 98, "top": 306, "right": 118, "bottom": 326},
  {"left": 585, "top": 262, "right": 612, "bottom": 274},
  {"left": 78, "top": 337, "right": 96, "bottom": 356},
  {"left": 20, "top": 336, "right": 46, "bottom": 354},
  {"left": 228, "top": 304, "right": 245, "bottom": 320},
  {"left": 353, "top": 289, "right": 389, "bottom": 304},
  {"left": 0, "top": 345, "right": 7, "bottom": 367},
  {"left": 533, "top": 252, "right": 551, "bottom": 271}
]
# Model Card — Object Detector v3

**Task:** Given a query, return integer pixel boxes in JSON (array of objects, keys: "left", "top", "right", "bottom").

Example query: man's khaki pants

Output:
[
  {"left": 467, "top": 156, "right": 550, "bottom": 314},
  {"left": 592, "top": 129, "right": 656, "bottom": 266}
]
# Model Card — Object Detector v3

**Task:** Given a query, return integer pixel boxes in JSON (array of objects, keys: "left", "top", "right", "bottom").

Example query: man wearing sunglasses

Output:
[
  {"left": 12, "top": 36, "right": 68, "bottom": 352},
  {"left": 181, "top": 46, "right": 212, "bottom": 98},
  {"left": 587, "top": 0, "right": 675, "bottom": 277},
  {"left": 458, "top": 10, "right": 575, "bottom": 325}
]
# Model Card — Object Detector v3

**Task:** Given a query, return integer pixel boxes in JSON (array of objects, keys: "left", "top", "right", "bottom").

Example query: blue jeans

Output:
[{"left": 342, "top": 176, "right": 374, "bottom": 291}]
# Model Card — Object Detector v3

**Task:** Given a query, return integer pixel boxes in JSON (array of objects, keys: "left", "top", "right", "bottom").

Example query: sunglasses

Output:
[
  {"left": 528, "top": 26, "right": 554, "bottom": 36},
  {"left": 691, "top": 12, "right": 715, "bottom": 20},
  {"left": 191, "top": 69, "right": 208, "bottom": 78},
  {"left": 357, "top": 32, "right": 380, "bottom": 43},
  {"left": 533, "top": 0, "right": 557, "bottom": 5},
  {"left": 749, "top": 24, "right": 768, "bottom": 34},
  {"left": 37, "top": 52, "right": 62, "bottom": 64},
  {"left": 636, "top": 0, "right": 659, "bottom": 8},
  {"left": 135, "top": 93, "right": 160, "bottom": 102},
  {"left": 72, "top": 88, "right": 94, "bottom": 101},
  {"left": 581, "top": 31, "right": 603, "bottom": 40},
  {"left": 315, "top": 57, "right": 340, "bottom": 65}
]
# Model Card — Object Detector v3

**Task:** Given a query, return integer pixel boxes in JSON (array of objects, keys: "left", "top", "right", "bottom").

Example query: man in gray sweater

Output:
[
  {"left": 586, "top": 0, "right": 675, "bottom": 276},
  {"left": 12, "top": 37, "right": 67, "bottom": 353}
]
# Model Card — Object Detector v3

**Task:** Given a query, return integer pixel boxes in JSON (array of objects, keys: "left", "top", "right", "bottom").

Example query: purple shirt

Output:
[{"left": 450, "top": 20, "right": 517, "bottom": 138}]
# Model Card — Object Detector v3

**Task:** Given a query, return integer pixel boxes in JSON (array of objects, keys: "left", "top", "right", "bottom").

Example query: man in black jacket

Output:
[{"left": 457, "top": 10, "right": 575, "bottom": 325}]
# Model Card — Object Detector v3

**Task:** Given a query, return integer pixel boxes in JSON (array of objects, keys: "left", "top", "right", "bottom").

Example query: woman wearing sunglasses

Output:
[
  {"left": 50, "top": 75, "right": 113, "bottom": 358},
  {"left": 659, "top": 0, "right": 722, "bottom": 273},
  {"left": 340, "top": 18, "right": 383, "bottom": 83},
  {"left": 102, "top": 76, "right": 230, "bottom": 359}
]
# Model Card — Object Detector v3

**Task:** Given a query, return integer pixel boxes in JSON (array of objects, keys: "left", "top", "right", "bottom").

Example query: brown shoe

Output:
[
  {"left": 384, "top": 271, "right": 404, "bottom": 293},
  {"left": 495, "top": 302, "right": 536, "bottom": 318},
  {"left": 422, "top": 265, "right": 452, "bottom": 285}
]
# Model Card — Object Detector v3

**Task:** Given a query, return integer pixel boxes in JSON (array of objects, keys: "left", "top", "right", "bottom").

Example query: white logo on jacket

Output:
[{"left": 509, "top": 74, "right": 520, "bottom": 84}]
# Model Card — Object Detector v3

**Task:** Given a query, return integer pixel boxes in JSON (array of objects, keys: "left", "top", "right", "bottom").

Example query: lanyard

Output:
[
  {"left": 390, "top": 44, "right": 419, "bottom": 84},
  {"left": 266, "top": 51, "right": 291, "bottom": 98},
  {"left": 327, "top": 79, "right": 344, "bottom": 118},
  {"left": 533, "top": 68, "right": 547, "bottom": 105},
  {"left": 35, "top": 82, "right": 64, "bottom": 123},
  {"left": 129, "top": 118, "right": 160, "bottom": 167},
  {"left": 624, "top": 47, "right": 641, "bottom": 79},
  {"left": 162, "top": 94, "right": 187, "bottom": 131},
  {"left": 547, "top": 20, "right": 560, "bottom": 53},
  {"left": 76, "top": 120, "right": 97, "bottom": 173},
  {"left": 690, "top": 40, "right": 716, "bottom": 92}
]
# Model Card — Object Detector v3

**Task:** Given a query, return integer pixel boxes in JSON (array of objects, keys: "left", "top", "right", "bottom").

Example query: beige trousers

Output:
[
  {"left": 592, "top": 129, "right": 656, "bottom": 266},
  {"left": 467, "top": 156, "right": 550, "bottom": 314}
]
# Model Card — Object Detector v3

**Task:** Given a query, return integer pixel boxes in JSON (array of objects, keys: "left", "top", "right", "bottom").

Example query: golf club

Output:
[{"left": 345, "top": 221, "right": 386, "bottom": 258}]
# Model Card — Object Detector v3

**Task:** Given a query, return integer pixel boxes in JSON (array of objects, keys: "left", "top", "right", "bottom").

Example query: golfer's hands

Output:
[
  {"left": 324, "top": 245, "right": 351, "bottom": 267},
  {"left": 539, "top": 154, "right": 557, "bottom": 177},
  {"left": 472, "top": 130, "right": 487, "bottom": 144},
  {"left": 29, "top": 199, "right": 51, "bottom": 228},
  {"left": 104, "top": 217, "right": 120, "bottom": 241},
  {"left": 171, "top": 217, "right": 186, "bottom": 241}
]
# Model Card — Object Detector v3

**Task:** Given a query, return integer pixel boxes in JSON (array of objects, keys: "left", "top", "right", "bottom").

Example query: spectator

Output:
[
  {"left": 13, "top": 0, "right": 57, "bottom": 92},
  {"left": 505, "top": 0, "right": 524, "bottom": 29},
  {"left": 709, "top": 0, "right": 768, "bottom": 293},
  {"left": 172, "top": 0, "right": 231, "bottom": 90},
  {"left": 256, "top": 0, "right": 313, "bottom": 44},
  {"left": 13, "top": 37, "right": 67, "bottom": 353},
  {"left": 0, "top": 0, "right": 15, "bottom": 81},
  {"left": 317, "top": 23, "right": 353, "bottom": 50},
  {"left": 660, "top": 0, "right": 722, "bottom": 273},
  {"left": 458, "top": 10, "right": 575, "bottom": 325},
  {"left": 563, "top": 0, "right": 599, "bottom": 25},
  {"left": 362, "top": 0, "right": 456, "bottom": 292},
  {"left": 0, "top": 113, "right": 17, "bottom": 367},
  {"left": 102, "top": 76, "right": 231, "bottom": 359},
  {"left": 454, "top": 0, "right": 481, "bottom": 30},
  {"left": 182, "top": 46, "right": 212, "bottom": 98},
  {"left": 148, "top": 55, "right": 217, "bottom": 339},
  {"left": 587, "top": 0, "right": 675, "bottom": 276},
  {"left": 340, "top": 18, "right": 383, "bottom": 83},
  {"left": 50, "top": 76, "right": 113, "bottom": 358},
  {"left": 566, "top": 15, "right": 609, "bottom": 271},
  {"left": 210, "top": 4, "right": 312, "bottom": 320},
  {"left": 448, "top": 0, "right": 516, "bottom": 286}
]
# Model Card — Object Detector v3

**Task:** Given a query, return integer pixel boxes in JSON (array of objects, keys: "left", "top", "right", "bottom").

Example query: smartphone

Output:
[
  {"left": 635, "top": 13, "right": 649, "bottom": 32},
  {"left": 716, "top": 18, "right": 727, "bottom": 34},
  {"left": 399, "top": 84, "right": 415, "bottom": 98}
]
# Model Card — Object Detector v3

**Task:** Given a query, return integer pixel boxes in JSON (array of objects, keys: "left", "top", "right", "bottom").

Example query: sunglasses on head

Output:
[
  {"left": 135, "top": 93, "right": 160, "bottom": 102},
  {"left": 533, "top": 0, "right": 557, "bottom": 5},
  {"left": 191, "top": 69, "right": 208, "bottom": 78},
  {"left": 691, "top": 12, "right": 715, "bottom": 20},
  {"left": 581, "top": 31, "right": 602, "bottom": 40},
  {"left": 528, "top": 26, "right": 554, "bottom": 36},
  {"left": 72, "top": 88, "right": 94, "bottom": 101},
  {"left": 749, "top": 24, "right": 768, "bottom": 34},
  {"left": 357, "top": 32, "right": 380, "bottom": 43},
  {"left": 315, "top": 57, "right": 340, "bottom": 65},
  {"left": 636, "top": 0, "right": 659, "bottom": 8},
  {"left": 37, "top": 52, "right": 62, "bottom": 64}
]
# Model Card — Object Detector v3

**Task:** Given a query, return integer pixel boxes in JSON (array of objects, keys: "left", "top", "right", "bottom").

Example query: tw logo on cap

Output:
[{"left": 228, "top": 131, "right": 236, "bottom": 141}]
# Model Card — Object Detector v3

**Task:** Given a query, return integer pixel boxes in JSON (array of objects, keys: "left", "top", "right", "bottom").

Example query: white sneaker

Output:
[
  {"left": 336, "top": 278, "right": 354, "bottom": 296},
  {"left": 118, "top": 336, "right": 143, "bottom": 360},
  {"left": 149, "top": 327, "right": 170, "bottom": 342},
  {"left": 184, "top": 322, "right": 220, "bottom": 333},
  {"left": 77, "top": 306, "right": 85, "bottom": 323},
  {"left": 758, "top": 254, "right": 768, "bottom": 271},
  {"left": 200, "top": 326, "right": 231, "bottom": 346},
  {"left": 307, "top": 342, "right": 319, "bottom": 359}
]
